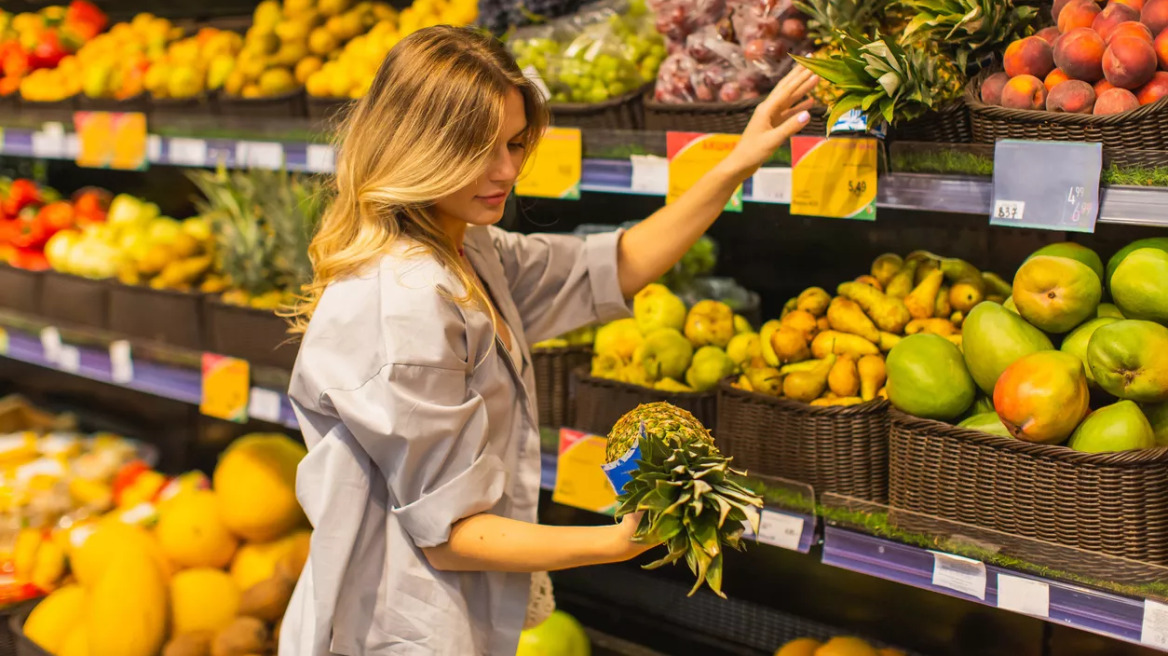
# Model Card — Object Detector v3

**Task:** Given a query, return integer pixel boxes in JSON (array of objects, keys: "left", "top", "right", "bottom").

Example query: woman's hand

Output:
[
  {"left": 723, "top": 65, "right": 820, "bottom": 178},
  {"left": 608, "top": 512, "right": 660, "bottom": 562}
]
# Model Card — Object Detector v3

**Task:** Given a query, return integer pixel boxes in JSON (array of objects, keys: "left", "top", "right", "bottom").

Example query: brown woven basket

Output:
[
  {"left": 888, "top": 101, "right": 972, "bottom": 143},
  {"left": 644, "top": 96, "right": 762, "bottom": 133},
  {"left": 965, "top": 71, "right": 1168, "bottom": 148},
  {"left": 532, "top": 345, "right": 591, "bottom": 429},
  {"left": 549, "top": 84, "right": 649, "bottom": 130},
  {"left": 716, "top": 382, "right": 890, "bottom": 502},
  {"left": 889, "top": 409, "right": 1168, "bottom": 570},
  {"left": 571, "top": 366, "right": 717, "bottom": 436}
]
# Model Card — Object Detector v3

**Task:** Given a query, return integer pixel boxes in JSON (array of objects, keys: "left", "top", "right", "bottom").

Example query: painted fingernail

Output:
[{"left": 797, "top": 111, "right": 810, "bottom": 124}]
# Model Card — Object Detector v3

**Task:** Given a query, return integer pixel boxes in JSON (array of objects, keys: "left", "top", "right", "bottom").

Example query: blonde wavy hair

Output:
[{"left": 288, "top": 25, "right": 548, "bottom": 335}]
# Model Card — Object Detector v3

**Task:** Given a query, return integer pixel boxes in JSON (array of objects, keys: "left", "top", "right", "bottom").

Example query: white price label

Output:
[
  {"left": 993, "top": 200, "right": 1025, "bottom": 221},
  {"left": 146, "top": 135, "right": 163, "bottom": 162},
  {"left": 40, "top": 327, "right": 61, "bottom": 363},
  {"left": 57, "top": 345, "right": 80, "bottom": 373},
  {"left": 169, "top": 138, "right": 208, "bottom": 166},
  {"left": 1143, "top": 599, "right": 1168, "bottom": 648},
  {"left": 247, "top": 387, "right": 283, "bottom": 424},
  {"left": 996, "top": 574, "right": 1049, "bottom": 617},
  {"left": 236, "top": 141, "right": 284, "bottom": 169},
  {"left": 630, "top": 155, "right": 669, "bottom": 195},
  {"left": 31, "top": 131, "right": 64, "bottom": 158},
  {"left": 63, "top": 133, "right": 80, "bottom": 158},
  {"left": 109, "top": 340, "right": 134, "bottom": 384},
  {"left": 751, "top": 167, "right": 792, "bottom": 204},
  {"left": 305, "top": 144, "right": 335, "bottom": 173},
  {"left": 755, "top": 510, "right": 804, "bottom": 551},
  {"left": 931, "top": 552, "right": 987, "bottom": 600}
]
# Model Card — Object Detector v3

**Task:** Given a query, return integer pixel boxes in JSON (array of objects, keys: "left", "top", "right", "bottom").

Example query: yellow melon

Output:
[
  {"left": 24, "top": 584, "right": 86, "bottom": 654},
  {"left": 87, "top": 552, "right": 167, "bottom": 656},
  {"left": 816, "top": 637, "right": 879, "bottom": 656},
  {"left": 58, "top": 624, "right": 89, "bottom": 656},
  {"left": 156, "top": 489, "right": 238, "bottom": 569},
  {"left": 213, "top": 434, "right": 307, "bottom": 542},
  {"left": 72, "top": 522, "right": 170, "bottom": 587},
  {"left": 170, "top": 568, "right": 240, "bottom": 635},
  {"left": 231, "top": 530, "right": 310, "bottom": 591}
]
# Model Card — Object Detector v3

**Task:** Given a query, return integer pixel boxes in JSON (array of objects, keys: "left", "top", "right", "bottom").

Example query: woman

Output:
[{"left": 281, "top": 25, "right": 816, "bottom": 656}]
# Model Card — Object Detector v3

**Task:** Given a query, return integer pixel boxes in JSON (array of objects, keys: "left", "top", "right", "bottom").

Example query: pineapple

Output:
[
  {"left": 899, "top": 0, "right": 1038, "bottom": 72},
  {"left": 794, "top": 0, "right": 897, "bottom": 45},
  {"left": 606, "top": 402, "right": 762, "bottom": 598}
]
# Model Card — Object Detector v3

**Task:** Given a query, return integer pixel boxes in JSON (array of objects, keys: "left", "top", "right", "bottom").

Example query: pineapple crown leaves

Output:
[
  {"left": 794, "top": 0, "right": 896, "bottom": 44},
  {"left": 898, "top": 0, "right": 1037, "bottom": 72},
  {"left": 612, "top": 429, "right": 762, "bottom": 598},
  {"left": 791, "top": 32, "right": 962, "bottom": 129}
]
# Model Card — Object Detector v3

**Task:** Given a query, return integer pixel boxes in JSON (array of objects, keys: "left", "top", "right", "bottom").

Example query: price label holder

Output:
[
  {"left": 991, "top": 140, "right": 1102, "bottom": 232},
  {"left": 629, "top": 155, "right": 669, "bottom": 195},
  {"left": 74, "top": 112, "right": 149, "bottom": 170},
  {"left": 305, "top": 144, "right": 335, "bottom": 173},
  {"left": 751, "top": 167, "right": 792, "bottom": 204},
  {"left": 667, "top": 132, "right": 742, "bottom": 211},
  {"left": 247, "top": 387, "right": 284, "bottom": 424},
  {"left": 742, "top": 508, "right": 804, "bottom": 550},
  {"left": 790, "top": 136, "right": 878, "bottom": 220},
  {"left": 553, "top": 428, "right": 618, "bottom": 514},
  {"left": 1144, "top": 599, "right": 1168, "bottom": 648},
  {"left": 109, "top": 340, "right": 133, "bottom": 384},
  {"left": 32, "top": 123, "right": 66, "bottom": 159},
  {"left": 57, "top": 345, "right": 80, "bottom": 373},
  {"left": 236, "top": 141, "right": 285, "bottom": 170},
  {"left": 169, "top": 137, "right": 209, "bottom": 167},
  {"left": 930, "top": 551, "right": 987, "bottom": 600},
  {"left": 200, "top": 353, "right": 250, "bottom": 423},
  {"left": 996, "top": 574, "right": 1050, "bottom": 618},
  {"left": 40, "top": 327, "right": 62, "bottom": 364},
  {"left": 516, "top": 127, "right": 582, "bottom": 199}
]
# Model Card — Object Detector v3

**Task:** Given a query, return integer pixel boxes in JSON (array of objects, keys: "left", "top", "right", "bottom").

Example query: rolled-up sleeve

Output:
[
  {"left": 319, "top": 363, "right": 508, "bottom": 549},
  {"left": 491, "top": 227, "right": 631, "bottom": 344}
]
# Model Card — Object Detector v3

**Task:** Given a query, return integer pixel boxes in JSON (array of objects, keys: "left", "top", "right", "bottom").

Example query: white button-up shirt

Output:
[{"left": 280, "top": 225, "right": 629, "bottom": 655}]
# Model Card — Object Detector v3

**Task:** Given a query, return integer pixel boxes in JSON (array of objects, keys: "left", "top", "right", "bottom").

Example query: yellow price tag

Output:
[
  {"left": 553, "top": 428, "right": 618, "bottom": 514},
  {"left": 790, "top": 136, "right": 878, "bottom": 221},
  {"left": 666, "top": 132, "right": 742, "bottom": 211},
  {"left": 0, "top": 328, "right": 8, "bottom": 356},
  {"left": 74, "top": 112, "right": 148, "bottom": 170},
  {"left": 200, "top": 353, "right": 250, "bottom": 423},
  {"left": 516, "top": 127, "right": 582, "bottom": 199}
]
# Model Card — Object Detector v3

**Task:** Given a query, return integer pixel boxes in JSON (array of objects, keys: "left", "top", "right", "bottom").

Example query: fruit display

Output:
[
  {"left": 774, "top": 636, "right": 905, "bottom": 656},
  {"left": 0, "top": 179, "right": 110, "bottom": 272},
  {"left": 606, "top": 402, "right": 761, "bottom": 596},
  {"left": 510, "top": 0, "right": 665, "bottom": 103},
  {"left": 650, "top": 0, "right": 812, "bottom": 103},
  {"left": 731, "top": 250, "right": 1006, "bottom": 408},
  {"left": 979, "top": 0, "right": 1168, "bottom": 113},
  {"left": 0, "top": 2, "right": 108, "bottom": 101},
  {"left": 21, "top": 432, "right": 309, "bottom": 656},
  {"left": 516, "top": 610, "right": 591, "bottom": 656},
  {"left": 76, "top": 14, "right": 185, "bottom": 101},
  {"left": 142, "top": 26, "right": 244, "bottom": 101},
  {"left": 883, "top": 239, "right": 1168, "bottom": 453}
]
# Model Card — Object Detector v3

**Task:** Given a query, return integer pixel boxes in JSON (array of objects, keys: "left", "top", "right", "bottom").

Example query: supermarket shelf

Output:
[
  {"left": 0, "top": 324, "right": 299, "bottom": 430},
  {"left": 822, "top": 526, "right": 1161, "bottom": 650}
]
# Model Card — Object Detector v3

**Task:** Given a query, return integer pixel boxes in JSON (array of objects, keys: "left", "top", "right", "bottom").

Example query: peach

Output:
[
  {"left": 1094, "top": 2, "right": 1142, "bottom": 41},
  {"left": 1045, "top": 68, "right": 1071, "bottom": 89},
  {"left": 1001, "top": 75, "right": 1050, "bottom": 109},
  {"left": 1047, "top": 79, "right": 1098, "bottom": 112},
  {"left": 1053, "top": 0, "right": 1075, "bottom": 21},
  {"left": 1156, "top": 26, "right": 1168, "bottom": 66},
  {"left": 1095, "top": 78, "right": 1118, "bottom": 94},
  {"left": 1094, "top": 86, "right": 1141, "bottom": 112},
  {"left": 1137, "top": 70, "right": 1168, "bottom": 103},
  {"left": 1060, "top": 0, "right": 1103, "bottom": 33},
  {"left": 1115, "top": 0, "right": 1145, "bottom": 11},
  {"left": 1037, "top": 26, "right": 1062, "bottom": 45},
  {"left": 1104, "top": 35, "right": 1158, "bottom": 87},
  {"left": 980, "top": 72, "right": 1010, "bottom": 104},
  {"left": 1106, "top": 20, "right": 1154, "bottom": 43},
  {"left": 1005, "top": 37, "right": 1056, "bottom": 78},
  {"left": 1054, "top": 27, "right": 1107, "bottom": 81},
  {"left": 1144, "top": 0, "right": 1168, "bottom": 36}
]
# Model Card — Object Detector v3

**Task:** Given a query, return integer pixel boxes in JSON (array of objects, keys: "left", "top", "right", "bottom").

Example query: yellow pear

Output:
[
  {"left": 770, "top": 328, "right": 810, "bottom": 364},
  {"left": 904, "top": 268, "right": 943, "bottom": 319},
  {"left": 858, "top": 354, "right": 887, "bottom": 401},
  {"left": 826, "top": 296, "right": 880, "bottom": 342},
  {"left": 836, "top": 282, "right": 911, "bottom": 334},
  {"left": 796, "top": 287, "right": 831, "bottom": 317},
  {"left": 827, "top": 356, "right": 860, "bottom": 397},
  {"left": 871, "top": 253, "right": 904, "bottom": 286},
  {"left": 810, "top": 331, "right": 880, "bottom": 359},
  {"left": 783, "top": 354, "right": 836, "bottom": 403},
  {"left": 885, "top": 259, "right": 919, "bottom": 298}
]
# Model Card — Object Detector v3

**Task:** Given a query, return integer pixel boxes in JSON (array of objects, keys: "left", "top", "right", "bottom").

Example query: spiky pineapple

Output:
[
  {"left": 794, "top": 0, "right": 897, "bottom": 45},
  {"left": 187, "top": 168, "right": 277, "bottom": 302},
  {"left": 899, "top": 0, "right": 1038, "bottom": 72},
  {"left": 607, "top": 402, "right": 762, "bottom": 598}
]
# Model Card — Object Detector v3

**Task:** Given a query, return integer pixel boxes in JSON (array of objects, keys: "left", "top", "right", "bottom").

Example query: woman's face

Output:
[{"left": 433, "top": 88, "right": 529, "bottom": 232}]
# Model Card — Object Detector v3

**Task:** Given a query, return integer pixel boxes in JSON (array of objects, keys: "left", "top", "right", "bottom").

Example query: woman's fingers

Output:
[
  {"left": 762, "top": 65, "right": 815, "bottom": 112},
  {"left": 761, "top": 104, "right": 816, "bottom": 150}
]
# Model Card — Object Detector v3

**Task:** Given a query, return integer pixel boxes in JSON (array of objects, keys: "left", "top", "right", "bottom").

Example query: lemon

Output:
[
  {"left": 260, "top": 67, "right": 298, "bottom": 96},
  {"left": 309, "top": 27, "right": 340, "bottom": 56},
  {"left": 283, "top": 0, "right": 314, "bottom": 18},
  {"left": 296, "top": 57, "right": 323, "bottom": 84},
  {"left": 319, "top": 0, "right": 353, "bottom": 16},
  {"left": 24, "top": 585, "right": 86, "bottom": 654},
  {"left": 214, "top": 434, "right": 306, "bottom": 542},
  {"left": 275, "top": 19, "right": 310, "bottom": 44},
  {"left": 156, "top": 489, "right": 238, "bottom": 569},
  {"left": 170, "top": 568, "right": 240, "bottom": 635},
  {"left": 72, "top": 521, "right": 171, "bottom": 587},
  {"left": 253, "top": 0, "right": 282, "bottom": 28}
]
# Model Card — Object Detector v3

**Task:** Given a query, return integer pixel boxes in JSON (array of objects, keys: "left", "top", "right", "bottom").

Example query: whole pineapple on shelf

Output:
[
  {"left": 606, "top": 402, "right": 762, "bottom": 598},
  {"left": 794, "top": 0, "right": 896, "bottom": 45},
  {"left": 899, "top": 0, "right": 1038, "bottom": 72}
]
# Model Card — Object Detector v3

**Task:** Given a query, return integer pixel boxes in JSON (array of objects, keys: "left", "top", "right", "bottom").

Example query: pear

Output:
[
  {"left": 796, "top": 287, "right": 831, "bottom": 317},
  {"left": 935, "top": 285, "right": 952, "bottom": 317},
  {"left": 733, "top": 314, "right": 753, "bottom": 334},
  {"left": 828, "top": 356, "right": 861, "bottom": 397},
  {"left": 770, "top": 328, "right": 811, "bottom": 364},
  {"left": 1068, "top": 401, "right": 1155, "bottom": 453},
  {"left": 781, "top": 297, "right": 798, "bottom": 318},
  {"left": 827, "top": 297, "right": 880, "bottom": 342},
  {"left": 811, "top": 396, "right": 864, "bottom": 407},
  {"left": 939, "top": 258, "right": 982, "bottom": 284},
  {"left": 871, "top": 253, "right": 904, "bottom": 286},
  {"left": 684, "top": 300, "right": 735, "bottom": 348},
  {"left": 837, "top": 282, "right": 911, "bottom": 334},
  {"left": 904, "top": 318, "right": 958, "bottom": 337},
  {"left": 633, "top": 328, "right": 694, "bottom": 382},
  {"left": 621, "top": 364, "right": 651, "bottom": 387},
  {"left": 759, "top": 319, "right": 783, "bottom": 367},
  {"left": 783, "top": 354, "right": 837, "bottom": 402},
  {"left": 916, "top": 258, "right": 941, "bottom": 286},
  {"left": 885, "top": 260, "right": 920, "bottom": 298},
  {"left": 904, "top": 269, "right": 944, "bottom": 319},
  {"left": 858, "top": 354, "right": 887, "bottom": 401},
  {"left": 591, "top": 352, "right": 625, "bottom": 379},
  {"left": 685, "top": 346, "right": 735, "bottom": 392},
  {"left": 744, "top": 366, "right": 783, "bottom": 396},
  {"left": 654, "top": 378, "right": 694, "bottom": 393},
  {"left": 1145, "top": 401, "right": 1168, "bottom": 447},
  {"left": 810, "top": 331, "right": 880, "bottom": 359},
  {"left": 726, "top": 332, "right": 761, "bottom": 371},
  {"left": 780, "top": 310, "right": 819, "bottom": 342},
  {"left": 854, "top": 275, "right": 884, "bottom": 291},
  {"left": 878, "top": 332, "right": 901, "bottom": 352},
  {"left": 594, "top": 318, "right": 642, "bottom": 361},
  {"left": 1097, "top": 303, "right": 1125, "bottom": 319},
  {"left": 634, "top": 284, "right": 686, "bottom": 335},
  {"left": 1003, "top": 296, "right": 1018, "bottom": 314},
  {"left": 982, "top": 271, "right": 1013, "bottom": 298}
]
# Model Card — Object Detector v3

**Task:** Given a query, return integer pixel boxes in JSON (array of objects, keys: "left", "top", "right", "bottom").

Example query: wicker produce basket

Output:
[
  {"left": 77, "top": 93, "right": 150, "bottom": 113},
  {"left": 9, "top": 601, "right": 47, "bottom": 656},
  {"left": 549, "top": 84, "right": 650, "bottom": 130},
  {"left": 965, "top": 72, "right": 1168, "bottom": 149},
  {"left": 205, "top": 298, "right": 299, "bottom": 371},
  {"left": 306, "top": 95, "right": 354, "bottom": 122},
  {"left": 888, "top": 409, "right": 1168, "bottom": 571},
  {"left": 149, "top": 94, "right": 215, "bottom": 117},
  {"left": 888, "top": 101, "right": 972, "bottom": 143},
  {"left": 217, "top": 88, "right": 307, "bottom": 118},
  {"left": 107, "top": 284, "right": 204, "bottom": 350},
  {"left": 40, "top": 272, "right": 109, "bottom": 330},
  {"left": 644, "top": 95, "right": 762, "bottom": 133},
  {"left": 16, "top": 96, "right": 77, "bottom": 122},
  {"left": 0, "top": 265, "right": 43, "bottom": 316},
  {"left": 716, "top": 382, "right": 891, "bottom": 502},
  {"left": 571, "top": 366, "right": 717, "bottom": 436},
  {"left": 532, "top": 345, "right": 591, "bottom": 429}
]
